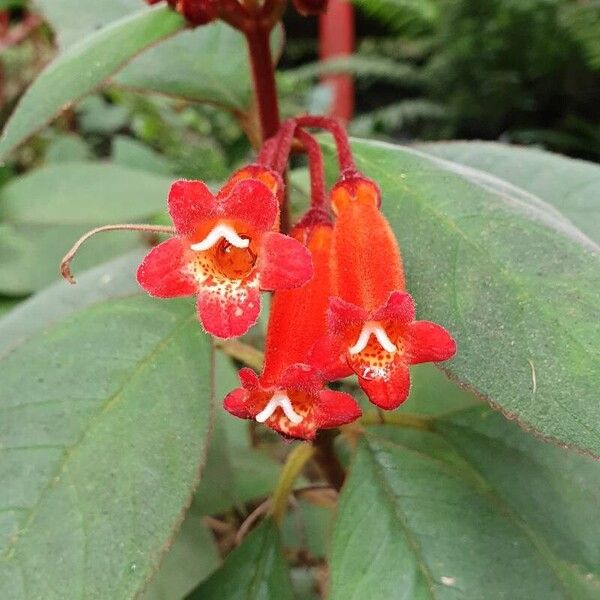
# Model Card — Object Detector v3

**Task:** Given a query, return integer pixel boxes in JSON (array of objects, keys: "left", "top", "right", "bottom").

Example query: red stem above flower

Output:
[{"left": 295, "top": 114, "right": 356, "bottom": 175}]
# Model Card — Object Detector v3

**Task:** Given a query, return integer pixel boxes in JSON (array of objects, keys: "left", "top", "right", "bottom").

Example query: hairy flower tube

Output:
[
  {"left": 137, "top": 165, "right": 313, "bottom": 339},
  {"left": 224, "top": 223, "right": 362, "bottom": 439},
  {"left": 312, "top": 175, "right": 456, "bottom": 409}
]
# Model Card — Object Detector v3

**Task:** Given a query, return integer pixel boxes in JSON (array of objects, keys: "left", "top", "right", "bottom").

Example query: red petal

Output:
[
  {"left": 315, "top": 389, "right": 362, "bottom": 428},
  {"left": 328, "top": 296, "right": 369, "bottom": 332},
  {"left": 258, "top": 231, "right": 313, "bottom": 290},
  {"left": 279, "top": 363, "right": 323, "bottom": 392},
  {"left": 196, "top": 279, "right": 261, "bottom": 339},
  {"left": 308, "top": 334, "right": 353, "bottom": 380},
  {"left": 136, "top": 238, "right": 197, "bottom": 298},
  {"left": 372, "top": 291, "right": 415, "bottom": 323},
  {"left": 220, "top": 179, "right": 279, "bottom": 232},
  {"left": 168, "top": 180, "right": 217, "bottom": 236},
  {"left": 239, "top": 367, "right": 260, "bottom": 390},
  {"left": 408, "top": 321, "right": 457, "bottom": 364},
  {"left": 359, "top": 363, "right": 411, "bottom": 410},
  {"left": 223, "top": 387, "right": 251, "bottom": 419}
]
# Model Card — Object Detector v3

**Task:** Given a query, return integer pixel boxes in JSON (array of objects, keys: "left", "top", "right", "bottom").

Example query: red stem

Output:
[
  {"left": 295, "top": 128, "right": 326, "bottom": 211},
  {"left": 245, "top": 27, "right": 281, "bottom": 142},
  {"left": 295, "top": 115, "right": 356, "bottom": 175}
]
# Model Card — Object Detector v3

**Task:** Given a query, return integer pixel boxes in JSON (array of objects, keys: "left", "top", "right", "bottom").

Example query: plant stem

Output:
[
  {"left": 245, "top": 27, "right": 281, "bottom": 142},
  {"left": 313, "top": 429, "right": 346, "bottom": 491},
  {"left": 269, "top": 442, "right": 316, "bottom": 525}
]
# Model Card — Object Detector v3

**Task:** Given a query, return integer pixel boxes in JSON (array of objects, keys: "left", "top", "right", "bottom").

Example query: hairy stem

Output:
[{"left": 245, "top": 27, "right": 281, "bottom": 142}]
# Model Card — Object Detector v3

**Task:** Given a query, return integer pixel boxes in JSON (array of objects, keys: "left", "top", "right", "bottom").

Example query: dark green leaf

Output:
[
  {"left": 141, "top": 512, "right": 220, "bottom": 600},
  {"left": 0, "top": 290, "right": 212, "bottom": 599},
  {"left": 188, "top": 520, "right": 294, "bottom": 600},
  {"left": 0, "top": 162, "right": 171, "bottom": 294},
  {"left": 417, "top": 141, "right": 600, "bottom": 244},
  {"left": 0, "top": 250, "right": 143, "bottom": 358},
  {"left": 331, "top": 138, "right": 600, "bottom": 457},
  {"left": 0, "top": 5, "right": 185, "bottom": 160},
  {"left": 330, "top": 425, "right": 600, "bottom": 599}
]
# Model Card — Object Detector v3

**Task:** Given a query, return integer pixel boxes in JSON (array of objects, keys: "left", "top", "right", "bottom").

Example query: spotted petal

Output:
[
  {"left": 136, "top": 238, "right": 197, "bottom": 298},
  {"left": 196, "top": 276, "right": 260, "bottom": 339},
  {"left": 358, "top": 362, "right": 411, "bottom": 410}
]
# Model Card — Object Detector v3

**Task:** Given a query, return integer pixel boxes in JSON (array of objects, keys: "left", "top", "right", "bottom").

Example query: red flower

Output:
[
  {"left": 311, "top": 176, "right": 456, "bottom": 409},
  {"left": 224, "top": 223, "right": 361, "bottom": 439},
  {"left": 137, "top": 165, "right": 313, "bottom": 339}
]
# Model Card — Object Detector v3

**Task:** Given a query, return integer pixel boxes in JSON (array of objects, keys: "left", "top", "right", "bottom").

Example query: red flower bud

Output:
[{"left": 293, "top": 0, "right": 329, "bottom": 16}]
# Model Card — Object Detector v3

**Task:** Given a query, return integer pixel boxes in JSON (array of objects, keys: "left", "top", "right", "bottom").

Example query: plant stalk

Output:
[{"left": 245, "top": 27, "right": 281, "bottom": 143}]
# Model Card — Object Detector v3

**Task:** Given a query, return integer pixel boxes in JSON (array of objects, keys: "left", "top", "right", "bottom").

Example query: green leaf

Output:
[
  {"left": 34, "top": 1, "right": 277, "bottom": 113},
  {"left": 417, "top": 141, "right": 600, "bottom": 244},
  {"left": 0, "top": 5, "right": 185, "bottom": 160},
  {"left": 112, "top": 136, "right": 174, "bottom": 175},
  {"left": 114, "top": 22, "right": 254, "bottom": 112},
  {"left": 0, "top": 162, "right": 171, "bottom": 294},
  {"left": 330, "top": 421, "right": 600, "bottom": 600},
  {"left": 32, "top": 0, "right": 142, "bottom": 48},
  {"left": 330, "top": 138, "right": 600, "bottom": 458},
  {"left": 44, "top": 134, "right": 93, "bottom": 164},
  {"left": 0, "top": 251, "right": 143, "bottom": 358},
  {"left": 141, "top": 511, "right": 220, "bottom": 600},
  {"left": 0, "top": 289, "right": 213, "bottom": 599},
  {"left": 188, "top": 520, "right": 294, "bottom": 600}
]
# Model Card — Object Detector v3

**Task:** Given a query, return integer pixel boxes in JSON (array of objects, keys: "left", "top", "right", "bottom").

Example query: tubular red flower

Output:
[
  {"left": 224, "top": 224, "right": 361, "bottom": 440},
  {"left": 136, "top": 165, "right": 313, "bottom": 339},
  {"left": 312, "top": 175, "right": 456, "bottom": 409}
]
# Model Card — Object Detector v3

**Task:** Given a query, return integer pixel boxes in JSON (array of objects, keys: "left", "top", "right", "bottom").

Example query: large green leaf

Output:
[
  {"left": 417, "top": 141, "right": 600, "bottom": 244},
  {"left": 188, "top": 520, "right": 294, "bottom": 600},
  {"left": 329, "top": 138, "right": 600, "bottom": 458},
  {"left": 0, "top": 251, "right": 143, "bottom": 358},
  {"left": 0, "top": 5, "right": 185, "bottom": 160},
  {"left": 0, "top": 287, "right": 213, "bottom": 598},
  {"left": 329, "top": 415, "right": 600, "bottom": 600},
  {"left": 114, "top": 22, "right": 255, "bottom": 112},
  {"left": 0, "top": 162, "right": 171, "bottom": 294}
]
